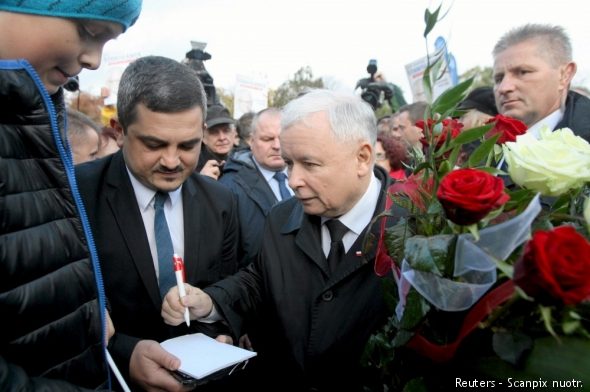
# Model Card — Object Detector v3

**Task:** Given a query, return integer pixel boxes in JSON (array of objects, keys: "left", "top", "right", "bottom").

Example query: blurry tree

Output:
[
  {"left": 217, "top": 87, "right": 235, "bottom": 116},
  {"left": 459, "top": 66, "right": 494, "bottom": 89},
  {"left": 269, "top": 66, "right": 324, "bottom": 108}
]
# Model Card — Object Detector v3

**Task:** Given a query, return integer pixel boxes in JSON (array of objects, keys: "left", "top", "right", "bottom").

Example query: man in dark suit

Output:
[
  {"left": 493, "top": 24, "right": 590, "bottom": 142},
  {"left": 76, "top": 56, "right": 239, "bottom": 391},
  {"left": 162, "top": 89, "right": 405, "bottom": 391}
]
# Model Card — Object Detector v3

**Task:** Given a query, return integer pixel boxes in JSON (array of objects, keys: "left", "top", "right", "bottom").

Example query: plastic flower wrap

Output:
[{"left": 361, "top": 4, "right": 590, "bottom": 391}]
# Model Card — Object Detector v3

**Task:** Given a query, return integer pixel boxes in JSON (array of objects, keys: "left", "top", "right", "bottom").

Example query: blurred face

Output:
[
  {"left": 251, "top": 112, "right": 285, "bottom": 171},
  {"left": 203, "top": 123, "right": 236, "bottom": 156},
  {"left": 281, "top": 111, "right": 373, "bottom": 218},
  {"left": 118, "top": 104, "right": 203, "bottom": 192},
  {"left": 375, "top": 141, "right": 391, "bottom": 172},
  {"left": 70, "top": 127, "right": 99, "bottom": 165},
  {"left": 0, "top": 12, "right": 123, "bottom": 94},
  {"left": 390, "top": 115, "right": 401, "bottom": 138},
  {"left": 493, "top": 39, "right": 574, "bottom": 126},
  {"left": 397, "top": 111, "right": 423, "bottom": 146}
]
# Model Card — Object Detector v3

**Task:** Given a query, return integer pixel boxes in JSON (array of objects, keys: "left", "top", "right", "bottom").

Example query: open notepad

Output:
[{"left": 160, "top": 333, "right": 257, "bottom": 380}]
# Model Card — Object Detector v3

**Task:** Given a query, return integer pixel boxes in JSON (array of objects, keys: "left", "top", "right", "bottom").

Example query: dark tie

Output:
[
  {"left": 325, "top": 219, "right": 348, "bottom": 273},
  {"left": 154, "top": 192, "right": 176, "bottom": 299},
  {"left": 273, "top": 171, "right": 291, "bottom": 201}
]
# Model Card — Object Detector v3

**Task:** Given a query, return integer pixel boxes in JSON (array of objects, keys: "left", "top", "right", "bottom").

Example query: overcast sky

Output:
[{"left": 79, "top": 0, "right": 590, "bottom": 103}]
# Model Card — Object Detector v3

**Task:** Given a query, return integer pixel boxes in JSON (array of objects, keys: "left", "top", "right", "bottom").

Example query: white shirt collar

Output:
[
  {"left": 322, "top": 172, "right": 381, "bottom": 236},
  {"left": 528, "top": 108, "right": 563, "bottom": 140},
  {"left": 253, "top": 157, "right": 288, "bottom": 182},
  {"left": 126, "top": 167, "right": 183, "bottom": 211}
]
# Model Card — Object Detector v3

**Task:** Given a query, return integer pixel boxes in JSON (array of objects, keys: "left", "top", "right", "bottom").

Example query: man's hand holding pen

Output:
[{"left": 161, "top": 283, "right": 214, "bottom": 326}]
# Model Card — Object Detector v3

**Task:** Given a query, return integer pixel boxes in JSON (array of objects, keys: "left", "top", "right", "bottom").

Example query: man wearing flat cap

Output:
[{"left": 198, "top": 104, "right": 237, "bottom": 179}]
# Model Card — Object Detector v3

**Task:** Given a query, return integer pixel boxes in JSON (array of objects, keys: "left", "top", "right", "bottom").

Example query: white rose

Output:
[{"left": 503, "top": 127, "right": 590, "bottom": 196}]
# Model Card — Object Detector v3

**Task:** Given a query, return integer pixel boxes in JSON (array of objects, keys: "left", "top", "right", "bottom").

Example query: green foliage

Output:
[{"left": 269, "top": 66, "right": 324, "bottom": 108}]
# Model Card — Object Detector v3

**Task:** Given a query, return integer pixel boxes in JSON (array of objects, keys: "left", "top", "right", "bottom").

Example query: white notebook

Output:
[{"left": 160, "top": 333, "right": 257, "bottom": 380}]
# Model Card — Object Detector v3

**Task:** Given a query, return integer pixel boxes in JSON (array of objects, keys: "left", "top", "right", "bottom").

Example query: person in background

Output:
[
  {"left": 457, "top": 86, "right": 499, "bottom": 129},
  {"left": 162, "top": 89, "right": 406, "bottom": 391},
  {"left": 376, "top": 131, "right": 409, "bottom": 180},
  {"left": 396, "top": 101, "right": 429, "bottom": 150},
  {"left": 0, "top": 0, "right": 142, "bottom": 389},
  {"left": 66, "top": 108, "right": 101, "bottom": 164},
  {"left": 197, "top": 103, "right": 236, "bottom": 179},
  {"left": 235, "top": 111, "right": 255, "bottom": 151},
  {"left": 97, "top": 123, "right": 121, "bottom": 158},
  {"left": 493, "top": 23, "right": 590, "bottom": 141},
  {"left": 219, "top": 107, "right": 292, "bottom": 267},
  {"left": 76, "top": 56, "right": 240, "bottom": 391},
  {"left": 377, "top": 114, "right": 392, "bottom": 133}
]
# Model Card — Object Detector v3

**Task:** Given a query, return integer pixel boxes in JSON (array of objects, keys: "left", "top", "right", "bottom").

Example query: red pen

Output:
[{"left": 173, "top": 254, "right": 190, "bottom": 327}]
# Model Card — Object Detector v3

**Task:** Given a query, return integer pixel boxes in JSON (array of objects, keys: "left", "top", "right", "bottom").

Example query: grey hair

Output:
[
  {"left": 66, "top": 108, "right": 101, "bottom": 140},
  {"left": 251, "top": 107, "right": 281, "bottom": 136},
  {"left": 493, "top": 24, "right": 572, "bottom": 67},
  {"left": 281, "top": 89, "right": 377, "bottom": 146},
  {"left": 117, "top": 56, "right": 207, "bottom": 129}
]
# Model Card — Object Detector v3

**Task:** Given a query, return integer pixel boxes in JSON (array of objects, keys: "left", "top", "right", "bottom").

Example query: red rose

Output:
[
  {"left": 485, "top": 114, "right": 527, "bottom": 144},
  {"left": 417, "top": 118, "right": 463, "bottom": 149},
  {"left": 436, "top": 168, "right": 510, "bottom": 225},
  {"left": 389, "top": 172, "right": 435, "bottom": 212},
  {"left": 514, "top": 226, "right": 590, "bottom": 306}
]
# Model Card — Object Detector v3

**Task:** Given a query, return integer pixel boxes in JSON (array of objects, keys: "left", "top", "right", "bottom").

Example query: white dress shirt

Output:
[
  {"left": 528, "top": 108, "right": 563, "bottom": 140},
  {"left": 127, "top": 168, "right": 184, "bottom": 281},
  {"left": 253, "top": 158, "right": 293, "bottom": 200},
  {"left": 320, "top": 173, "right": 382, "bottom": 257}
]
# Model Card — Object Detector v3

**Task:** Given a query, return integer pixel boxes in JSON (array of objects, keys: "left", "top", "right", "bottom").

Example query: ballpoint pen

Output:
[{"left": 173, "top": 254, "right": 190, "bottom": 327}]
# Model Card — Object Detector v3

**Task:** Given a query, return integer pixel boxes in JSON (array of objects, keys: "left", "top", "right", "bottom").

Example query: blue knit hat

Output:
[{"left": 0, "top": 0, "right": 142, "bottom": 31}]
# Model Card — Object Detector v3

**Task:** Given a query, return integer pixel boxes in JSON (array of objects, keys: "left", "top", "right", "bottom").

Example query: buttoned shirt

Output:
[{"left": 127, "top": 168, "right": 184, "bottom": 280}]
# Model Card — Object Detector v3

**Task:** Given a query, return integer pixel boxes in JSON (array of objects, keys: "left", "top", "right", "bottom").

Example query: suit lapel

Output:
[
  {"left": 282, "top": 204, "right": 329, "bottom": 277},
  {"left": 181, "top": 178, "right": 200, "bottom": 281},
  {"left": 105, "top": 152, "right": 162, "bottom": 310}
]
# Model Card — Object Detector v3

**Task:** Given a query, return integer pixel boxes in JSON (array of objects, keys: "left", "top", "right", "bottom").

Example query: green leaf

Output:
[
  {"left": 465, "top": 223, "right": 480, "bottom": 241},
  {"left": 431, "top": 77, "right": 473, "bottom": 114},
  {"left": 539, "top": 305, "right": 559, "bottom": 340},
  {"left": 467, "top": 133, "right": 499, "bottom": 167},
  {"left": 495, "top": 258, "right": 514, "bottom": 279},
  {"left": 437, "top": 159, "right": 452, "bottom": 178},
  {"left": 404, "top": 234, "right": 456, "bottom": 276},
  {"left": 398, "top": 288, "right": 431, "bottom": 330},
  {"left": 403, "top": 377, "right": 429, "bottom": 392},
  {"left": 450, "top": 123, "right": 493, "bottom": 146},
  {"left": 525, "top": 336, "right": 590, "bottom": 384},
  {"left": 423, "top": 5, "right": 441, "bottom": 38},
  {"left": 492, "top": 331, "right": 533, "bottom": 365}
]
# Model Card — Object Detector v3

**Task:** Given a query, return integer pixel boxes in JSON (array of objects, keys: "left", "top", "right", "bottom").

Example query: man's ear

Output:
[
  {"left": 561, "top": 61, "right": 577, "bottom": 89},
  {"left": 356, "top": 142, "right": 373, "bottom": 177},
  {"left": 111, "top": 119, "right": 125, "bottom": 148}
]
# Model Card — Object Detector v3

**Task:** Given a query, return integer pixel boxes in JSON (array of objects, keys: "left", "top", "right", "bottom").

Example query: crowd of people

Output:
[{"left": 1, "top": 0, "right": 589, "bottom": 391}]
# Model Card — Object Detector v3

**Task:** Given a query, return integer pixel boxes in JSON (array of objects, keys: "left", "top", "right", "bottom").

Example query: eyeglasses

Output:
[{"left": 375, "top": 152, "right": 387, "bottom": 161}]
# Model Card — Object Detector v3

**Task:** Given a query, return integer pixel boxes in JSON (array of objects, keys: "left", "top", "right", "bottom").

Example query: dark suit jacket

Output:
[
  {"left": 219, "top": 150, "right": 279, "bottom": 266},
  {"left": 76, "top": 151, "right": 240, "bottom": 380},
  {"left": 205, "top": 166, "right": 405, "bottom": 391}
]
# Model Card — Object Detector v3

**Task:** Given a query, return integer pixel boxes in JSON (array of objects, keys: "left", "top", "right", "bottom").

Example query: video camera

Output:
[
  {"left": 355, "top": 59, "right": 395, "bottom": 111},
  {"left": 183, "top": 41, "right": 219, "bottom": 106}
]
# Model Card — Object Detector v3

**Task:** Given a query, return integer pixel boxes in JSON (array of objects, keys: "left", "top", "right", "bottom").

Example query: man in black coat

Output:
[
  {"left": 162, "top": 89, "right": 405, "bottom": 391},
  {"left": 76, "top": 56, "right": 239, "bottom": 391},
  {"left": 493, "top": 23, "right": 590, "bottom": 142}
]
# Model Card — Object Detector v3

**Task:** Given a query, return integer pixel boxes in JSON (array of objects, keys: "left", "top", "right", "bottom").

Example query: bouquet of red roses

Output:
[{"left": 361, "top": 4, "right": 590, "bottom": 391}]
